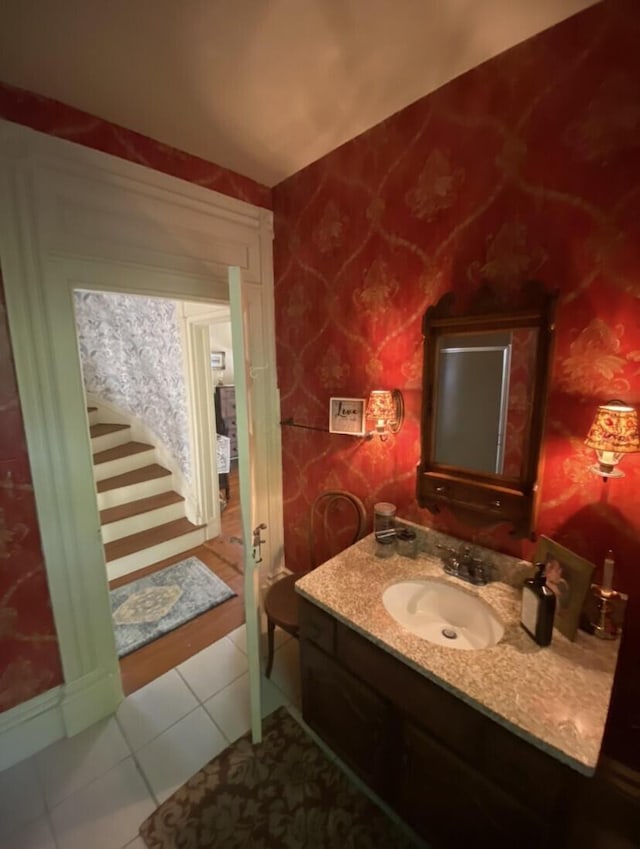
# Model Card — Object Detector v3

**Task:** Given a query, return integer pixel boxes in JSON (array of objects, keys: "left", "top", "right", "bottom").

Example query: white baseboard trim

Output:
[
  {"left": 262, "top": 565, "right": 292, "bottom": 591},
  {"left": 0, "top": 667, "right": 122, "bottom": 771},
  {"left": 0, "top": 687, "right": 64, "bottom": 772},
  {"left": 205, "top": 517, "right": 219, "bottom": 539},
  {"left": 61, "top": 668, "right": 123, "bottom": 736}
]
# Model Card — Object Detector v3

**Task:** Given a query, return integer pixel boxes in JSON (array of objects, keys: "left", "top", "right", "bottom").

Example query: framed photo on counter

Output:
[{"left": 533, "top": 535, "right": 595, "bottom": 641}]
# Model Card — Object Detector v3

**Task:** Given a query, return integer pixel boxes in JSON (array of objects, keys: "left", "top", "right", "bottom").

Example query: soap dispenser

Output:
[{"left": 520, "top": 562, "right": 556, "bottom": 646}]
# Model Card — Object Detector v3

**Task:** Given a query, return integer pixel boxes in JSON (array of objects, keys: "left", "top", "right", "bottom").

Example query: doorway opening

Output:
[
  {"left": 113, "top": 471, "right": 245, "bottom": 695},
  {"left": 72, "top": 286, "right": 247, "bottom": 695},
  {"left": 0, "top": 121, "right": 284, "bottom": 748}
]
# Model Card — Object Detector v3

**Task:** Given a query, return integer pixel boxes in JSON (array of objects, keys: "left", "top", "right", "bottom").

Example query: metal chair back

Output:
[{"left": 308, "top": 490, "right": 367, "bottom": 569}]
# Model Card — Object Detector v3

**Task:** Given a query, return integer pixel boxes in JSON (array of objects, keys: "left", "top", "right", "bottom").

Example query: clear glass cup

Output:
[
  {"left": 374, "top": 502, "right": 396, "bottom": 542},
  {"left": 375, "top": 535, "right": 396, "bottom": 558},
  {"left": 397, "top": 528, "right": 417, "bottom": 558}
]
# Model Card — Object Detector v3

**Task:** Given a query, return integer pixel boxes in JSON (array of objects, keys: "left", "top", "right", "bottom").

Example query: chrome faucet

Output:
[{"left": 435, "top": 543, "right": 492, "bottom": 586}]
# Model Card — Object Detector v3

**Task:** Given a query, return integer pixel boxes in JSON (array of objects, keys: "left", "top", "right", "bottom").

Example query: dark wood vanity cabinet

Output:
[
  {"left": 299, "top": 597, "right": 579, "bottom": 849},
  {"left": 397, "top": 718, "right": 543, "bottom": 849},
  {"left": 301, "top": 640, "right": 392, "bottom": 796}
]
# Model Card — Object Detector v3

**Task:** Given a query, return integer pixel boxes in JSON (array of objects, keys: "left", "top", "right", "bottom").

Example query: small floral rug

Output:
[
  {"left": 139, "top": 706, "right": 422, "bottom": 849},
  {"left": 110, "top": 556, "right": 236, "bottom": 657}
]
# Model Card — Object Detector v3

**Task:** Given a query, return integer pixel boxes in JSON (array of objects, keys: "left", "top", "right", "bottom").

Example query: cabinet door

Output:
[
  {"left": 301, "top": 640, "right": 392, "bottom": 795},
  {"left": 397, "top": 718, "right": 548, "bottom": 849}
]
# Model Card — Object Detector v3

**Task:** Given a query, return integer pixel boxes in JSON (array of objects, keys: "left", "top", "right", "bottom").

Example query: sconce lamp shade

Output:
[
  {"left": 585, "top": 401, "right": 640, "bottom": 478},
  {"left": 366, "top": 390, "right": 395, "bottom": 423},
  {"left": 366, "top": 389, "right": 404, "bottom": 436}
]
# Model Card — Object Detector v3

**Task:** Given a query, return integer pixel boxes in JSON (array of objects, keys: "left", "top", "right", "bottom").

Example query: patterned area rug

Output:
[
  {"left": 139, "top": 706, "right": 421, "bottom": 849},
  {"left": 110, "top": 556, "right": 236, "bottom": 657}
]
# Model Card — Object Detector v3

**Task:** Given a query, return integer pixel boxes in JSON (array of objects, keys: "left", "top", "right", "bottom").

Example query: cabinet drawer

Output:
[
  {"left": 218, "top": 387, "right": 236, "bottom": 416},
  {"left": 419, "top": 473, "right": 528, "bottom": 522},
  {"left": 299, "top": 598, "right": 336, "bottom": 655}
]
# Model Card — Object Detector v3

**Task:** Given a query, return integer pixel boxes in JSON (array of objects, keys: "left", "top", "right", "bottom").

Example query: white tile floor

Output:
[{"left": 0, "top": 626, "right": 298, "bottom": 849}]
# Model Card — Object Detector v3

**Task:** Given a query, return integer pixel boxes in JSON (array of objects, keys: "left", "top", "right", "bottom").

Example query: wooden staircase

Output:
[{"left": 88, "top": 406, "right": 206, "bottom": 581}]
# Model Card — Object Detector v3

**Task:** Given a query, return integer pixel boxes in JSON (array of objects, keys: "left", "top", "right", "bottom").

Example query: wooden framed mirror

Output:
[{"left": 416, "top": 283, "right": 557, "bottom": 537}]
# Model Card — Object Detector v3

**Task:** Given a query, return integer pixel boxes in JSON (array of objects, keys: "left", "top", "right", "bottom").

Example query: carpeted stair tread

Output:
[
  {"left": 104, "top": 517, "right": 205, "bottom": 561},
  {"left": 87, "top": 405, "right": 97, "bottom": 413},
  {"left": 93, "top": 440, "right": 154, "bottom": 464},
  {"left": 97, "top": 463, "right": 171, "bottom": 493},
  {"left": 100, "top": 491, "right": 185, "bottom": 525},
  {"left": 90, "top": 422, "right": 131, "bottom": 438}
]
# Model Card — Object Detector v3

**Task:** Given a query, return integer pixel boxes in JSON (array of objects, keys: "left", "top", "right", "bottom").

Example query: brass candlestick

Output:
[{"left": 590, "top": 584, "right": 620, "bottom": 640}]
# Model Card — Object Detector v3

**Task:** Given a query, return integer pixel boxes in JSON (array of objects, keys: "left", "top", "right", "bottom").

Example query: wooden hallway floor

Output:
[{"left": 112, "top": 465, "right": 244, "bottom": 695}]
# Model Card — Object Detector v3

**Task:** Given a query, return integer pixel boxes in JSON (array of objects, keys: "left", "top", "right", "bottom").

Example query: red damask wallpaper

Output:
[
  {"left": 0, "top": 83, "right": 271, "bottom": 210},
  {"left": 0, "top": 275, "right": 64, "bottom": 710},
  {"left": 1, "top": 0, "right": 639, "bottom": 770},
  {"left": 274, "top": 0, "right": 640, "bottom": 767},
  {"left": 0, "top": 85, "right": 271, "bottom": 715}
]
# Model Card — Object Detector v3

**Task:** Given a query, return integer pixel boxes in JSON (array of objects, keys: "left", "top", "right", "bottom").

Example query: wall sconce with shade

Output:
[
  {"left": 585, "top": 400, "right": 640, "bottom": 479},
  {"left": 366, "top": 389, "right": 404, "bottom": 439}
]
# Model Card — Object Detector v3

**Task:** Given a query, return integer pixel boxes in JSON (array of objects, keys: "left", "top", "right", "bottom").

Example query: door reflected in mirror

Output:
[{"left": 433, "top": 329, "right": 538, "bottom": 478}]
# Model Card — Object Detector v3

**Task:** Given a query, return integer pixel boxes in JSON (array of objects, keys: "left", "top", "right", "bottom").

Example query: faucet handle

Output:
[
  {"left": 459, "top": 544, "right": 484, "bottom": 566},
  {"left": 436, "top": 543, "right": 460, "bottom": 576},
  {"left": 470, "top": 559, "right": 493, "bottom": 585},
  {"left": 436, "top": 541, "right": 493, "bottom": 585}
]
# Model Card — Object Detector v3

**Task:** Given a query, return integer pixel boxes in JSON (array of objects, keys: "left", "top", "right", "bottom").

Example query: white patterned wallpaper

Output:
[{"left": 74, "top": 291, "right": 192, "bottom": 481}]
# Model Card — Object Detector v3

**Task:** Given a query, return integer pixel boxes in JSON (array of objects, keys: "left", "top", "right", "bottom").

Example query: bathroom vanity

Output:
[{"left": 296, "top": 531, "right": 620, "bottom": 849}]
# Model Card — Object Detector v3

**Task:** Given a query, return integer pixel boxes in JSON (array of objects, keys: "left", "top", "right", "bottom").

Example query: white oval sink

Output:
[{"left": 382, "top": 579, "right": 504, "bottom": 650}]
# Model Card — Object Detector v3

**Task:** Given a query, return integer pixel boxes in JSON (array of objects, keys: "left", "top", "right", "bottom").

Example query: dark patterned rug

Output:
[
  {"left": 110, "top": 556, "right": 236, "bottom": 657},
  {"left": 139, "top": 706, "right": 422, "bottom": 849}
]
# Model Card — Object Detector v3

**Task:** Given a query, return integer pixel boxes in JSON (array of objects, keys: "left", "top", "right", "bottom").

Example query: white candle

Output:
[{"left": 602, "top": 550, "right": 615, "bottom": 594}]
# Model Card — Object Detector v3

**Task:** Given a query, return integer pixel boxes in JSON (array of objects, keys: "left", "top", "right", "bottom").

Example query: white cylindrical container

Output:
[{"left": 602, "top": 549, "right": 615, "bottom": 595}]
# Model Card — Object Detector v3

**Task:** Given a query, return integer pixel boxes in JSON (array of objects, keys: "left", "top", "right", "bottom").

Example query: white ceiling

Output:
[{"left": 0, "top": 0, "right": 598, "bottom": 187}]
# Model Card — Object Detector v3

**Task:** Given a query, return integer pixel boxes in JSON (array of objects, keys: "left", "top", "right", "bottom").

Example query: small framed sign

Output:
[
  {"left": 211, "top": 351, "right": 226, "bottom": 370},
  {"left": 329, "top": 397, "right": 366, "bottom": 436}
]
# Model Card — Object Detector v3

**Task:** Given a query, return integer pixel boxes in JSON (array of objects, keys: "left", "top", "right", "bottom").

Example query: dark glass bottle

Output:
[{"left": 520, "top": 562, "right": 556, "bottom": 646}]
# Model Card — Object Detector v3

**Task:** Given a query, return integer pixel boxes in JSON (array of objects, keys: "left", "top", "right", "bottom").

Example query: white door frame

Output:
[
  {"left": 178, "top": 305, "right": 234, "bottom": 540},
  {"left": 183, "top": 317, "right": 221, "bottom": 537},
  {"left": 0, "top": 121, "right": 284, "bottom": 768},
  {"left": 229, "top": 267, "right": 263, "bottom": 742}
]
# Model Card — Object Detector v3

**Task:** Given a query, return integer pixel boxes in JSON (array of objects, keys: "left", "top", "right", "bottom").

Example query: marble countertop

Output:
[{"left": 296, "top": 529, "right": 621, "bottom": 775}]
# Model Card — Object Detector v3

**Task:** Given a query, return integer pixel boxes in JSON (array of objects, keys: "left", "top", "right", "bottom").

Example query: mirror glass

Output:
[
  {"left": 433, "top": 328, "right": 538, "bottom": 478},
  {"left": 417, "top": 284, "right": 555, "bottom": 535}
]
